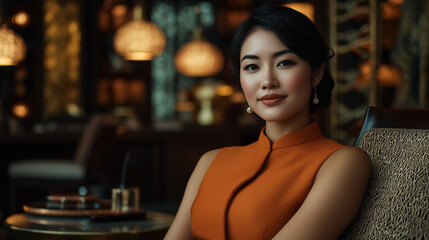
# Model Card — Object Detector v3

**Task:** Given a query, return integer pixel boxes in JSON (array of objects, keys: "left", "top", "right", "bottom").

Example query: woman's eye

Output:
[
  {"left": 243, "top": 64, "right": 259, "bottom": 71},
  {"left": 277, "top": 60, "right": 295, "bottom": 67}
]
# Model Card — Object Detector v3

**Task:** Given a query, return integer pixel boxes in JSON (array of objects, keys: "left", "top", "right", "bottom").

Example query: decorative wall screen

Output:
[
  {"left": 329, "top": 0, "right": 380, "bottom": 145},
  {"left": 43, "top": 0, "right": 82, "bottom": 119},
  {"left": 151, "top": 1, "right": 216, "bottom": 121}
]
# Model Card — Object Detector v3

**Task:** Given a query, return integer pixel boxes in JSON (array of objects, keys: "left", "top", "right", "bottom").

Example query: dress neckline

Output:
[{"left": 257, "top": 120, "right": 322, "bottom": 150}]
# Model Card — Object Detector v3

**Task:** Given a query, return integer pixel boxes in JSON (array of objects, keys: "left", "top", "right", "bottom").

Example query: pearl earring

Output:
[
  {"left": 246, "top": 106, "right": 253, "bottom": 114},
  {"left": 313, "top": 87, "right": 320, "bottom": 105}
]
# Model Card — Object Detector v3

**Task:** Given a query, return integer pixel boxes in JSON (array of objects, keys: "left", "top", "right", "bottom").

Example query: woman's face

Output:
[{"left": 240, "top": 28, "right": 315, "bottom": 122}]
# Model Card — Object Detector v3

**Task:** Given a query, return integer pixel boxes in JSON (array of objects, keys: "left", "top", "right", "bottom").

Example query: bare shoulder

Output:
[
  {"left": 334, "top": 146, "right": 371, "bottom": 161},
  {"left": 320, "top": 146, "right": 371, "bottom": 177},
  {"left": 335, "top": 146, "right": 371, "bottom": 162},
  {"left": 315, "top": 146, "right": 372, "bottom": 199},
  {"left": 195, "top": 148, "right": 221, "bottom": 174},
  {"left": 188, "top": 148, "right": 222, "bottom": 189},
  {"left": 200, "top": 148, "right": 221, "bottom": 164}
]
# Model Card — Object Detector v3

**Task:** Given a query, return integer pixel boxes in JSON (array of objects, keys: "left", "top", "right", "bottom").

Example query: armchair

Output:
[
  {"left": 341, "top": 107, "right": 429, "bottom": 239},
  {"left": 7, "top": 114, "right": 120, "bottom": 213}
]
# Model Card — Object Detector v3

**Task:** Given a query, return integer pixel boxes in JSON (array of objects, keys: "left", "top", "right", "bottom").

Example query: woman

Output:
[{"left": 165, "top": 5, "right": 371, "bottom": 240}]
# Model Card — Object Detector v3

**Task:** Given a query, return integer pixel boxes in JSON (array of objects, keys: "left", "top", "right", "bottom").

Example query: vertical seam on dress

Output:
[{"left": 223, "top": 150, "right": 272, "bottom": 240}]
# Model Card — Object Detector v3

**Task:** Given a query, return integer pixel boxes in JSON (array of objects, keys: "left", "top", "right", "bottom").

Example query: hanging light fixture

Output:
[
  {"left": 0, "top": 24, "right": 26, "bottom": 66},
  {"left": 174, "top": 7, "right": 224, "bottom": 77},
  {"left": 113, "top": 2, "right": 166, "bottom": 61}
]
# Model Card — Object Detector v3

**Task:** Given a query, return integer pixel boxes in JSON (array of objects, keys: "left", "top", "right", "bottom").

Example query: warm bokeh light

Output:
[
  {"left": 377, "top": 64, "right": 401, "bottom": 87},
  {"left": 111, "top": 4, "right": 127, "bottom": 17},
  {"left": 175, "top": 40, "right": 224, "bottom": 77},
  {"left": 0, "top": 24, "right": 27, "bottom": 66},
  {"left": 113, "top": 4, "right": 166, "bottom": 61},
  {"left": 229, "top": 91, "right": 246, "bottom": 104},
  {"left": 113, "top": 20, "right": 166, "bottom": 60},
  {"left": 176, "top": 101, "right": 196, "bottom": 112},
  {"left": 283, "top": 3, "right": 315, "bottom": 22},
  {"left": 43, "top": 0, "right": 81, "bottom": 117},
  {"left": 226, "top": 10, "right": 250, "bottom": 29},
  {"left": 68, "top": 21, "right": 79, "bottom": 33},
  {"left": 216, "top": 84, "right": 234, "bottom": 96},
  {"left": 175, "top": 5, "right": 224, "bottom": 77},
  {"left": 12, "top": 11, "right": 30, "bottom": 27},
  {"left": 66, "top": 103, "right": 82, "bottom": 117},
  {"left": 111, "top": 4, "right": 128, "bottom": 29},
  {"left": 112, "top": 78, "right": 128, "bottom": 105},
  {"left": 128, "top": 79, "right": 145, "bottom": 104},
  {"left": 12, "top": 103, "right": 29, "bottom": 118},
  {"left": 388, "top": 0, "right": 404, "bottom": 5},
  {"left": 381, "top": 2, "right": 401, "bottom": 19},
  {"left": 98, "top": 10, "right": 110, "bottom": 32},
  {"left": 357, "top": 61, "right": 401, "bottom": 87}
]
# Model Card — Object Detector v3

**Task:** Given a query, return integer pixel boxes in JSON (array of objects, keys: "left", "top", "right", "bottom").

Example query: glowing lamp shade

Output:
[
  {"left": 12, "top": 102, "right": 29, "bottom": 118},
  {"left": 113, "top": 20, "right": 166, "bottom": 61},
  {"left": 0, "top": 24, "right": 26, "bottom": 66},
  {"left": 175, "top": 40, "right": 224, "bottom": 77},
  {"left": 283, "top": 3, "right": 314, "bottom": 22}
]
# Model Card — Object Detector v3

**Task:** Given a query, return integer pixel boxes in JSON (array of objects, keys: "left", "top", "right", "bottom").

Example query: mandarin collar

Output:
[{"left": 257, "top": 121, "right": 322, "bottom": 150}]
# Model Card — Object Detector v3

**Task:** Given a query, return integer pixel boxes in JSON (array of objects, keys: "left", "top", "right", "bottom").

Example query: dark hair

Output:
[{"left": 231, "top": 5, "right": 335, "bottom": 114}]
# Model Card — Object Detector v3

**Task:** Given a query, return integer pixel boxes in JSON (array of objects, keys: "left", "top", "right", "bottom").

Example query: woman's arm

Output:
[
  {"left": 164, "top": 149, "right": 220, "bottom": 240},
  {"left": 272, "top": 146, "right": 371, "bottom": 240}
]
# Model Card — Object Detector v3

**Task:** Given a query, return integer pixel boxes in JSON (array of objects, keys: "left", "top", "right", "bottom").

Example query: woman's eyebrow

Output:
[
  {"left": 241, "top": 55, "right": 258, "bottom": 62},
  {"left": 241, "top": 49, "right": 294, "bottom": 62},
  {"left": 273, "top": 49, "right": 294, "bottom": 57}
]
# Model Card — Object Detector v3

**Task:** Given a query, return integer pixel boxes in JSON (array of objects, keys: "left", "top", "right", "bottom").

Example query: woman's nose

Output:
[{"left": 260, "top": 69, "right": 279, "bottom": 89}]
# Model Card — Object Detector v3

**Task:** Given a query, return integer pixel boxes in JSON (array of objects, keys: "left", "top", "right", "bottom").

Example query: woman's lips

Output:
[{"left": 258, "top": 94, "right": 286, "bottom": 106}]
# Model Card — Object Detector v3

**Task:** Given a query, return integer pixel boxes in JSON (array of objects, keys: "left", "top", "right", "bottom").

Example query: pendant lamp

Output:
[
  {"left": 0, "top": 24, "right": 26, "bottom": 66},
  {"left": 174, "top": 7, "right": 224, "bottom": 77},
  {"left": 113, "top": 3, "right": 166, "bottom": 61}
]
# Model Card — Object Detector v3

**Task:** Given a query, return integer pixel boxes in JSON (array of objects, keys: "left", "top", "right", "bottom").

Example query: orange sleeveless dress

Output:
[{"left": 190, "top": 121, "right": 344, "bottom": 240}]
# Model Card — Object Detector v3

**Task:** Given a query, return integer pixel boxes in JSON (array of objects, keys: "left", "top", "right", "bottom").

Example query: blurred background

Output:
[{"left": 0, "top": 0, "right": 427, "bottom": 228}]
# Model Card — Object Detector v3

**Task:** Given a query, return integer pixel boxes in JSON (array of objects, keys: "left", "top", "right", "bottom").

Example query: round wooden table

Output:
[{"left": 5, "top": 211, "right": 174, "bottom": 240}]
